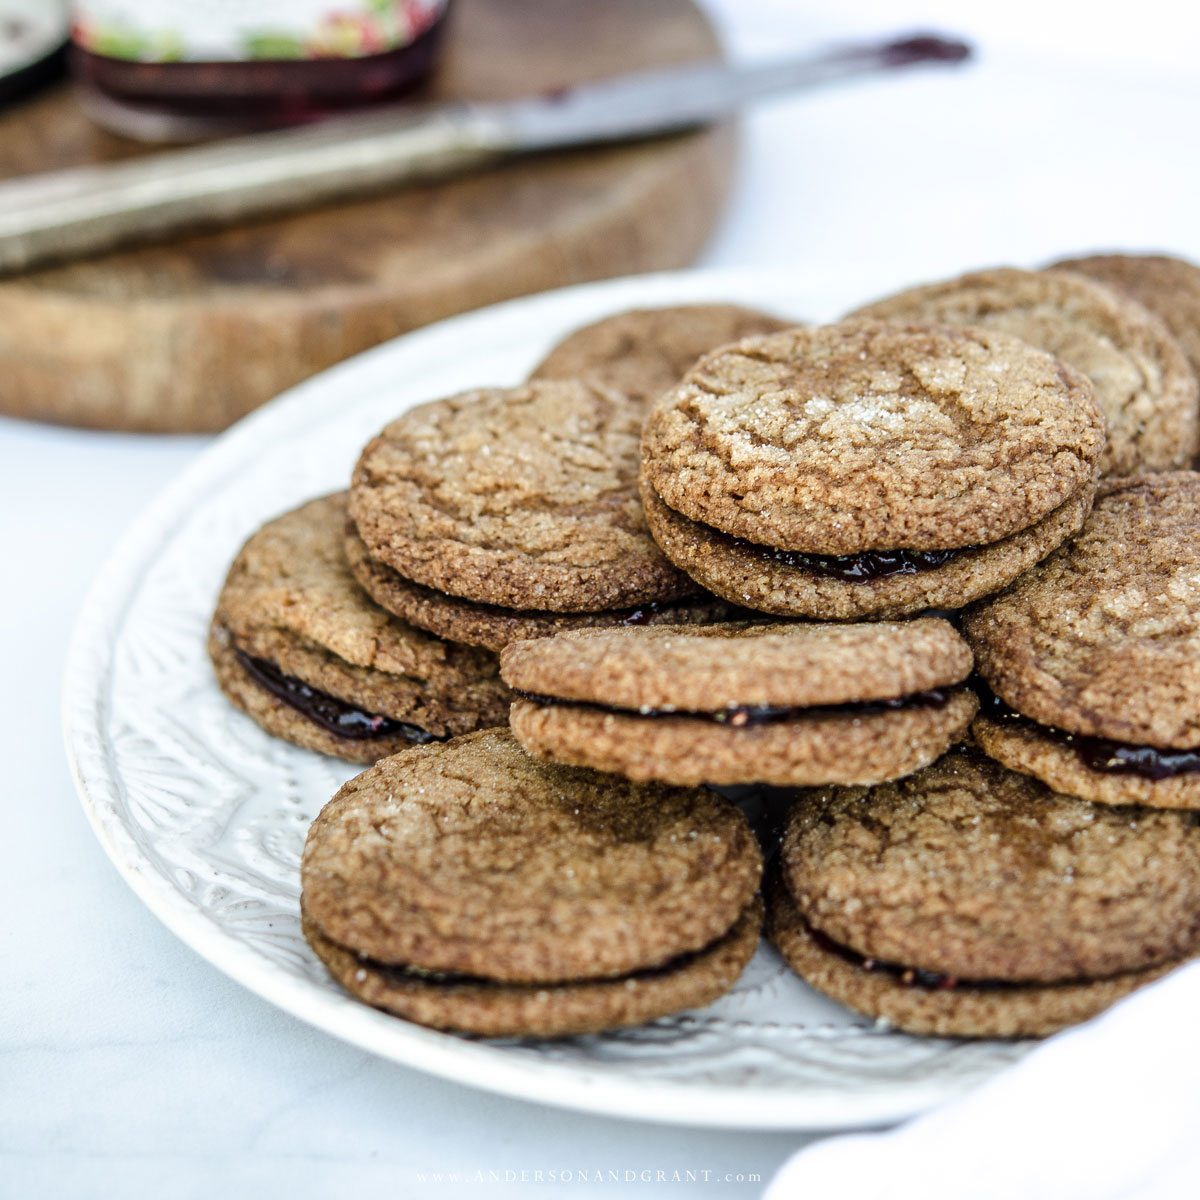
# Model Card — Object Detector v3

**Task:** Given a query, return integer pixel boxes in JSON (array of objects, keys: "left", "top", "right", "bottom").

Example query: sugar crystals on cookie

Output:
[
  {"left": 301, "top": 729, "right": 763, "bottom": 1037},
  {"left": 501, "top": 618, "right": 977, "bottom": 786},
  {"left": 966, "top": 471, "right": 1200, "bottom": 809},
  {"left": 768, "top": 748, "right": 1200, "bottom": 1037},
  {"left": 209, "top": 494, "right": 511, "bottom": 762},
  {"left": 639, "top": 321, "right": 1106, "bottom": 620}
]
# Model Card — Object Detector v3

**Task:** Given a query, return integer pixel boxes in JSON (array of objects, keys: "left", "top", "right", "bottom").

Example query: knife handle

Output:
[{"left": 0, "top": 103, "right": 508, "bottom": 275}]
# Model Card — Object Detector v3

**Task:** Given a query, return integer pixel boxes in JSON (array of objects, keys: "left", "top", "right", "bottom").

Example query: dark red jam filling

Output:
[
  {"left": 235, "top": 649, "right": 440, "bottom": 744},
  {"left": 620, "top": 601, "right": 672, "bottom": 626},
  {"left": 383, "top": 563, "right": 724, "bottom": 628},
  {"left": 729, "top": 538, "right": 965, "bottom": 582},
  {"left": 517, "top": 687, "right": 952, "bottom": 726},
  {"left": 358, "top": 924, "right": 735, "bottom": 992},
  {"left": 977, "top": 687, "right": 1200, "bottom": 782},
  {"left": 874, "top": 34, "right": 972, "bottom": 67},
  {"left": 806, "top": 921, "right": 1019, "bottom": 993},
  {"left": 618, "top": 600, "right": 754, "bottom": 626}
]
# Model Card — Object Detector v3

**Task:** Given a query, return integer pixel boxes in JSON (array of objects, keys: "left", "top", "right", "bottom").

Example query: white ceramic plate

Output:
[{"left": 64, "top": 267, "right": 1029, "bottom": 1130}]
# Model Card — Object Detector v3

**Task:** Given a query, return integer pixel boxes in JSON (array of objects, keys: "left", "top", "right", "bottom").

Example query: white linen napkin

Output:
[{"left": 765, "top": 960, "right": 1200, "bottom": 1200}]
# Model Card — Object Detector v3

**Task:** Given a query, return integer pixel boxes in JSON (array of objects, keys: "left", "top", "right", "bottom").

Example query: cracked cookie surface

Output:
[
  {"left": 350, "top": 381, "right": 694, "bottom": 612},
  {"left": 779, "top": 747, "right": 1200, "bottom": 983},
  {"left": 1051, "top": 252, "right": 1200, "bottom": 388},
  {"left": 965, "top": 472, "right": 1200, "bottom": 747},
  {"left": 851, "top": 266, "right": 1199, "bottom": 477},
  {"left": 301, "top": 729, "right": 762, "bottom": 982},
  {"left": 639, "top": 321, "right": 1104, "bottom": 554}
]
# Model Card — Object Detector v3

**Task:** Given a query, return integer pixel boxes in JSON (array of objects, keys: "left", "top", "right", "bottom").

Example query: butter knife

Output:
[{"left": 0, "top": 33, "right": 969, "bottom": 275}]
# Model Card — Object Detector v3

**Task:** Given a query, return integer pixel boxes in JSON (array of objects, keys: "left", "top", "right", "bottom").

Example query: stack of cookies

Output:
[
  {"left": 760, "top": 470, "right": 1200, "bottom": 1037},
  {"left": 750, "top": 263, "right": 1200, "bottom": 1037},
  {"left": 210, "top": 306, "right": 787, "bottom": 761},
  {"left": 206, "top": 255, "right": 1200, "bottom": 1043},
  {"left": 208, "top": 493, "right": 512, "bottom": 762},
  {"left": 344, "top": 378, "right": 735, "bottom": 654},
  {"left": 208, "top": 303, "right": 794, "bottom": 1033}
]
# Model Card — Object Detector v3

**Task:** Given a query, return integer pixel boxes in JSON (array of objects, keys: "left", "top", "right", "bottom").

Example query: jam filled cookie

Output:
[
  {"left": 348, "top": 379, "right": 736, "bottom": 647},
  {"left": 210, "top": 494, "right": 510, "bottom": 762},
  {"left": 769, "top": 749, "right": 1200, "bottom": 1037},
  {"left": 966, "top": 471, "right": 1200, "bottom": 809},
  {"left": 301, "top": 729, "right": 763, "bottom": 1036},
  {"left": 640, "top": 321, "right": 1104, "bottom": 619},
  {"left": 501, "top": 619, "right": 976, "bottom": 786}
]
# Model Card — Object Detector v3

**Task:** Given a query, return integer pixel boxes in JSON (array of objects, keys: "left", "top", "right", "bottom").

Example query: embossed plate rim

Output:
[{"left": 64, "top": 265, "right": 1029, "bottom": 1130}]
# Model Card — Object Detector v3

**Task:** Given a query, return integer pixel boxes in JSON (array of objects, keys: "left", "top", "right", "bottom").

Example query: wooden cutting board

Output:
[{"left": 0, "top": 0, "right": 733, "bottom": 433}]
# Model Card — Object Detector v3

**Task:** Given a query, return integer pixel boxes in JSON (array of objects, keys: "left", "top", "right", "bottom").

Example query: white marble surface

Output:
[{"left": 4, "top": 2, "right": 1200, "bottom": 1196}]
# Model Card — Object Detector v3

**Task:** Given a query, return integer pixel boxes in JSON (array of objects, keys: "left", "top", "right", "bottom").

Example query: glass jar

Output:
[{"left": 70, "top": 0, "right": 450, "bottom": 140}]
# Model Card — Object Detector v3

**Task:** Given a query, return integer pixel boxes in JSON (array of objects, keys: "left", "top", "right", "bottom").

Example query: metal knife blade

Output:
[
  {"left": 0, "top": 32, "right": 969, "bottom": 276},
  {"left": 504, "top": 34, "right": 969, "bottom": 151}
]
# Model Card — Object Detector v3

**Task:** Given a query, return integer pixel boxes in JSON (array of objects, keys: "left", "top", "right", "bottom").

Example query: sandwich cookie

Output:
[
  {"left": 501, "top": 618, "right": 977, "bottom": 786},
  {"left": 300, "top": 729, "right": 763, "bottom": 1037},
  {"left": 850, "top": 266, "right": 1199, "bottom": 476},
  {"left": 966, "top": 471, "right": 1200, "bottom": 809},
  {"left": 350, "top": 380, "right": 704, "bottom": 614},
  {"left": 210, "top": 494, "right": 511, "bottom": 763},
  {"left": 344, "top": 519, "right": 736, "bottom": 653},
  {"left": 640, "top": 322, "right": 1104, "bottom": 619},
  {"left": 1050, "top": 253, "right": 1200, "bottom": 389},
  {"left": 769, "top": 749, "right": 1200, "bottom": 1037},
  {"left": 529, "top": 303, "right": 792, "bottom": 408}
]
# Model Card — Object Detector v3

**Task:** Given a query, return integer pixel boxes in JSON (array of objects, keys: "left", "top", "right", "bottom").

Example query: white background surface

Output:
[{"left": 4, "top": 2, "right": 1200, "bottom": 1196}]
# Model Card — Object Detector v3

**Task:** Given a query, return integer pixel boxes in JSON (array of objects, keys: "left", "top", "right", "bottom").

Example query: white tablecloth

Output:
[{"left": 4, "top": 2, "right": 1199, "bottom": 1196}]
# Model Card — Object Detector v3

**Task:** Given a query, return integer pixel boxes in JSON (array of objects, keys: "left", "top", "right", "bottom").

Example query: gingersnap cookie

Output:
[
  {"left": 210, "top": 494, "right": 510, "bottom": 762},
  {"left": 768, "top": 748, "right": 1200, "bottom": 1036},
  {"left": 850, "top": 266, "right": 1199, "bottom": 476},
  {"left": 301, "top": 729, "right": 763, "bottom": 1033},
  {"left": 529, "top": 304, "right": 792, "bottom": 407},
  {"left": 766, "top": 880, "right": 1177, "bottom": 1039},
  {"left": 302, "top": 896, "right": 763, "bottom": 1039},
  {"left": 965, "top": 472, "right": 1200, "bottom": 809},
  {"left": 350, "top": 381, "right": 695, "bottom": 613},
  {"left": 640, "top": 477, "right": 1096, "bottom": 621},
  {"left": 501, "top": 619, "right": 977, "bottom": 786},
  {"left": 1050, "top": 253, "right": 1200, "bottom": 386},
  {"left": 639, "top": 321, "right": 1104, "bottom": 618},
  {"left": 344, "top": 519, "right": 738, "bottom": 652}
]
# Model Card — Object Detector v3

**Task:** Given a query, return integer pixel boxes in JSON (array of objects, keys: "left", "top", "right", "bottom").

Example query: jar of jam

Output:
[{"left": 70, "top": 0, "right": 450, "bottom": 140}]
